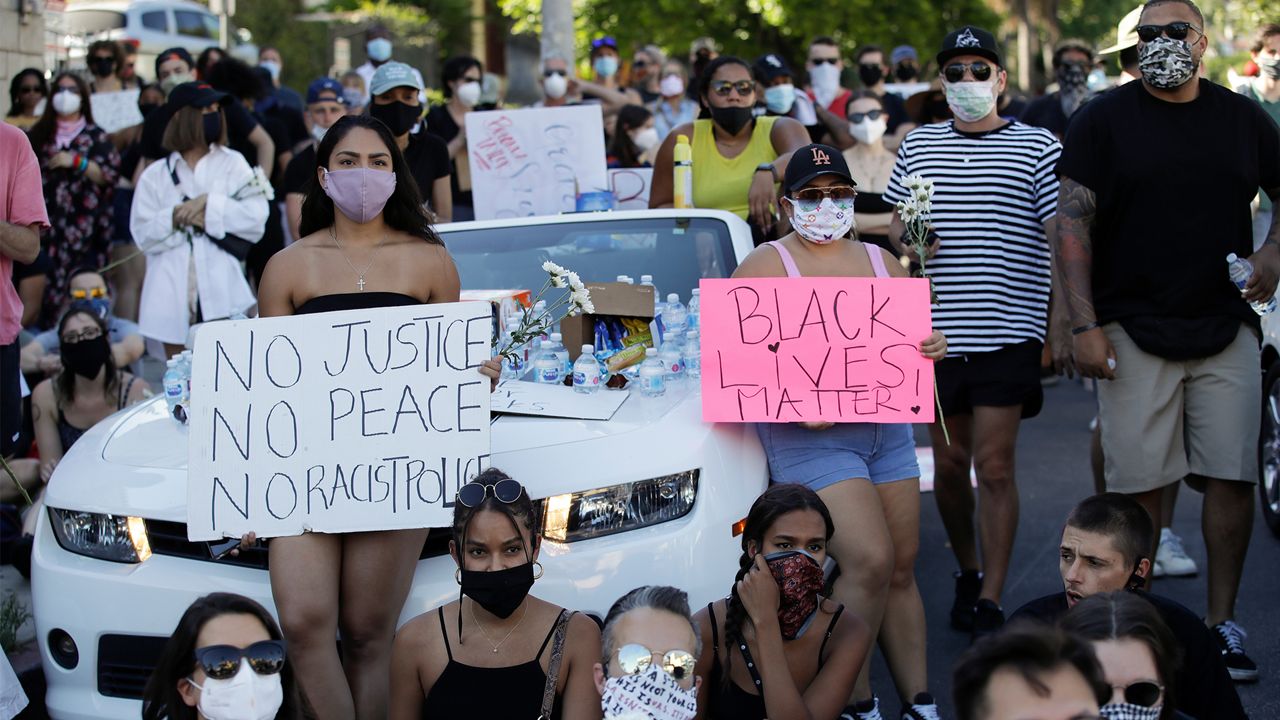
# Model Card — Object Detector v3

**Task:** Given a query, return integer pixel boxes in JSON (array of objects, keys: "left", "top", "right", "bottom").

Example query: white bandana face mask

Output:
[
  {"left": 1100, "top": 702, "right": 1162, "bottom": 720},
  {"left": 601, "top": 664, "right": 698, "bottom": 720},
  {"left": 189, "top": 661, "right": 283, "bottom": 720},
  {"left": 788, "top": 196, "right": 855, "bottom": 245}
]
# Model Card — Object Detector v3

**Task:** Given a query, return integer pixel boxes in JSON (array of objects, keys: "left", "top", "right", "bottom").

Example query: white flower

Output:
[
  {"left": 566, "top": 271, "right": 584, "bottom": 292},
  {"left": 551, "top": 274, "right": 567, "bottom": 288},
  {"left": 571, "top": 288, "right": 594, "bottom": 315},
  {"left": 542, "top": 260, "right": 568, "bottom": 277}
]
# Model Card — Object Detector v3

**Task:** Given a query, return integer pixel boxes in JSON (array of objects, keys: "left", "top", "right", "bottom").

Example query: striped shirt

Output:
[{"left": 883, "top": 120, "right": 1061, "bottom": 354}]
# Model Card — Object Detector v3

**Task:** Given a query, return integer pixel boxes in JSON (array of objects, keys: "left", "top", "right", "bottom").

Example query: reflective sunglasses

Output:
[
  {"left": 194, "top": 640, "right": 286, "bottom": 680},
  {"left": 848, "top": 110, "right": 883, "bottom": 123},
  {"left": 457, "top": 478, "right": 524, "bottom": 508},
  {"left": 1135, "top": 22, "right": 1201, "bottom": 42},
  {"left": 790, "top": 185, "right": 856, "bottom": 209},
  {"left": 61, "top": 326, "right": 103, "bottom": 344},
  {"left": 613, "top": 643, "right": 697, "bottom": 683},
  {"left": 592, "top": 36, "right": 617, "bottom": 49},
  {"left": 710, "top": 79, "right": 754, "bottom": 97},
  {"left": 1111, "top": 680, "right": 1164, "bottom": 707},
  {"left": 810, "top": 57, "right": 840, "bottom": 65},
  {"left": 943, "top": 61, "right": 993, "bottom": 83},
  {"left": 70, "top": 287, "right": 108, "bottom": 300}
]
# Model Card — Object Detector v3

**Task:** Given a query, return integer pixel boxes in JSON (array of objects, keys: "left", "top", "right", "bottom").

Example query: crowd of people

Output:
[{"left": 2, "top": 0, "right": 1279, "bottom": 718}]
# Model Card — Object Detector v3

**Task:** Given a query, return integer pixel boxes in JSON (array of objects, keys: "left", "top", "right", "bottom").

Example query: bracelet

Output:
[
  {"left": 1071, "top": 321, "right": 1102, "bottom": 335},
  {"left": 755, "top": 163, "right": 778, "bottom": 182}
]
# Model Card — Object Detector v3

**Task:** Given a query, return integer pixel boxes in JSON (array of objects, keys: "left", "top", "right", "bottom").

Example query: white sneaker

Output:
[
  {"left": 842, "top": 697, "right": 883, "bottom": 720},
  {"left": 1154, "top": 528, "right": 1198, "bottom": 578}
]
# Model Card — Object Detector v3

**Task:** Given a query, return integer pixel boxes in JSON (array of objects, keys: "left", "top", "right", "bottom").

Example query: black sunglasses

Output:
[
  {"left": 457, "top": 478, "right": 524, "bottom": 508},
  {"left": 943, "top": 61, "right": 993, "bottom": 83},
  {"left": 848, "top": 110, "right": 883, "bottom": 123},
  {"left": 19, "top": 85, "right": 42, "bottom": 94},
  {"left": 543, "top": 69, "right": 567, "bottom": 78},
  {"left": 194, "top": 640, "right": 286, "bottom": 680},
  {"left": 810, "top": 57, "right": 840, "bottom": 65},
  {"left": 1111, "top": 680, "right": 1164, "bottom": 707},
  {"left": 1136, "top": 22, "right": 1201, "bottom": 42},
  {"left": 633, "top": 59, "right": 648, "bottom": 67},
  {"left": 711, "top": 79, "right": 754, "bottom": 97}
]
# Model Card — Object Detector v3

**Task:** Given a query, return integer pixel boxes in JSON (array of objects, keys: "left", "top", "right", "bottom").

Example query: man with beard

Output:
[{"left": 1020, "top": 39, "right": 1095, "bottom": 140}]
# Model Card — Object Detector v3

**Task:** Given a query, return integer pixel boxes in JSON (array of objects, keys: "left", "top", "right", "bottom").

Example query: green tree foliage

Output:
[{"left": 234, "top": 0, "right": 333, "bottom": 92}]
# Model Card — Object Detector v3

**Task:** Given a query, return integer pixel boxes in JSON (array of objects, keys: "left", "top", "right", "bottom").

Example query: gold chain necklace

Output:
[
  {"left": 469, "top": 599, "right": 527, "bottom": 654},
  {"left": 329, "top": 226, "right": 386, "bottom": 292}
]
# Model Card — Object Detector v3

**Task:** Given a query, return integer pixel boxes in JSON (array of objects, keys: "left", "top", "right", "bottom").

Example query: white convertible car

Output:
[{"left": 31, "top": 209, "right": 767, "bottom": 719}]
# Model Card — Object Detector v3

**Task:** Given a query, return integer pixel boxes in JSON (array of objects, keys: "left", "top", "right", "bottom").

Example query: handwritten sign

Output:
[
  {"left": 466, "top": 106, "right": 608, "bottom": 220},
  {"left": 601, "top": 668, "right": 698, "bottom": 720},
  {"left": 609, "top": 168, "right": 653, "bottom": 210},
  {"left": 699, "top": 277, "right": 935, "bottom": 423},
  {"left": 491, "top": 380, "right": 629, "bottom": 420},
  {"left": 186, "top": 303, "right": 492, "bottom": 541},
  {"left": 90, "top": 90, "right": 143, "bottom": 133}
]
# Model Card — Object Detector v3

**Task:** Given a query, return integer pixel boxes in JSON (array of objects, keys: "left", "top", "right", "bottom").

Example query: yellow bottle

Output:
[{"left": 673, "top": 135, "right": 693, "bottom": 209}]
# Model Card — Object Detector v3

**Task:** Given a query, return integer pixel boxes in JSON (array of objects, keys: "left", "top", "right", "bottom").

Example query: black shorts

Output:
[
  {"left": 936, "top": 340, "right": 1044, "bottom": 419},
  {"left": 1, "top": 342, "right": 21, "bottom": 458}
]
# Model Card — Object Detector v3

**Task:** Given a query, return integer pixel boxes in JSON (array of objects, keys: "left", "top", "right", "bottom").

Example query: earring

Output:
[
  {"left": 455, "top": 568, "right": 463, "bottom": 585},
  {"left": 533, "top": 562, "right": 544, "bottom": 580}
]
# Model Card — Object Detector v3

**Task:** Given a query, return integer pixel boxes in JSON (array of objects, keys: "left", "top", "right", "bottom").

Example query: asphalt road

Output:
[{"left": 866, "top": 379, "right": 1280, "bottom": 719}]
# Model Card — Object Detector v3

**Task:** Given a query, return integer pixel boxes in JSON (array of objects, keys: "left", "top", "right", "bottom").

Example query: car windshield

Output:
[
  {"left": 66, "top": 10, "right": 126, "bottom": 34},
  {"left": 445, "top": 215, "right": 738, "bottom": 297}
]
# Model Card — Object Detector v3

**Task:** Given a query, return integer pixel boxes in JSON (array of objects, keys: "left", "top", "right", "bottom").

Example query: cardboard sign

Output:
[
  {"left": 699, "top": 277, "right": 935, "bottom": 423},
  {"left": 186, "top": 303, "right": 493, "bottom": 541},
  {"left": 90, "top": 90, "right": 143, "bottom": 133},
  {"left": 491, "top": 380, "right": 629, "bottom": 420},
  {"left": 466, "top": 106, "right": 608, "bottom": 220},
  {"left": 609, "top": 168, "right": 653, "bottom": 210}
]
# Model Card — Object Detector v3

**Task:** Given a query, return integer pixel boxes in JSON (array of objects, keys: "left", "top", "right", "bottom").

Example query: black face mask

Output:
[
  {"left": 138, "top": 102, "right": 160, "bottom": 119},
  {"left": 460, "top": 562, "right": 535, "bottom": 618},
  {"left": 709, "top": 105, "right": 754, "bottom": 136},
  {"left": 61, "top": 335, "right": 110, "bottom": 380},
  {"left": 858, "top": 63, "right": 884, "bottom": 86},
  {"left": 90, "top": 57, "right": 116, "bottom": 78},
  {"left": 895, "top": 63, "right": 918, "bottom": 82},
  {"left": 202, "top": 112, "right": 222, "bottom": 144},
  {"left": 1057, "top": 61, "right": 1089, "bottom": 91},
  {"left": 370, "top": 100, "right": 420, "bottom": 136}
]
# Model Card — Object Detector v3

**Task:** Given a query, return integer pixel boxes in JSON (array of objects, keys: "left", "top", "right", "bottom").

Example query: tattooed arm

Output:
[
  {"left": 1055, "top": 177, "right": 1115, "bottom": 380},
  {"left": 1244, "top": 184, "right": 1280, "bottom": 303}
]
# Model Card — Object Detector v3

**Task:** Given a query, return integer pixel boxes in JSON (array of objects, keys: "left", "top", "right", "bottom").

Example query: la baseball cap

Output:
[
  {"left": 937, "top": 26, "right": 1002, "bottom": 68},
  {"left": 783, "top": 144, "right": 857, "bottom": 193},
  {"left": 369, "top": 61, "right": 422, "bottom": 97}
]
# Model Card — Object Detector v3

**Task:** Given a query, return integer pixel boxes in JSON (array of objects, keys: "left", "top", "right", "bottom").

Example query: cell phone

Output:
[{"left": 209, "top": 537, "right": 241, "bottom": 560}]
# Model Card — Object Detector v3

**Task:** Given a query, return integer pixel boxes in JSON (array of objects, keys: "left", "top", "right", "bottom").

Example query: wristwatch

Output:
[{"left": 755, "top": 162, "right": 778, "bottom": 182}]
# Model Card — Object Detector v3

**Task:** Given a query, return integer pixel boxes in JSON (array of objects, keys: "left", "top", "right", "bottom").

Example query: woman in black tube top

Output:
[
  {"left": 387, "top": 469, "right": 603, "bottom": 720},
  {"left": 249, "top": 114, "right": 501, "bottom": 720},
  {"left": 842, "top": 92, "right": 900, "bottom": 256}
]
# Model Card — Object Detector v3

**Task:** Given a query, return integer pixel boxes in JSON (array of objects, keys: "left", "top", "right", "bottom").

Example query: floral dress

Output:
[{"left": 36, "top": 123, "right": 120, "bottom": 328}]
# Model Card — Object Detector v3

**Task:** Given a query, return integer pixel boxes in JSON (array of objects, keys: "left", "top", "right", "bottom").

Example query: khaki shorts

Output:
[{"left": 1098, "top": 322, "right": 1260, "bottom": 493}]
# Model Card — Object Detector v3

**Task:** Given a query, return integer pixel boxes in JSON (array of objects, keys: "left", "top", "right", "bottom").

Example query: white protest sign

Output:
[
  {"left": 186, "top": 303, "right": 492, "bottom": 541},
  {"left": 491, "top": 380, "right": 629, "bottom": 420},
  {"left": 90, "top": 90, "right": 143, "bottom": 133},
  {"left": 609, "top": 168, "right": 653, "bottom": 210},
  {"left": 466, "top": 106, "right": 608, "bottom": 220}
]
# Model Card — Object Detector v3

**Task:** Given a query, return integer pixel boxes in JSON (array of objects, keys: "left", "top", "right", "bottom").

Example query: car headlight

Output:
[
  {"left": 540, "top": 470, "right": 698, "bottom": 542},
  {"left": 48, "top": 508, "right": 151, "bottom": 563}
]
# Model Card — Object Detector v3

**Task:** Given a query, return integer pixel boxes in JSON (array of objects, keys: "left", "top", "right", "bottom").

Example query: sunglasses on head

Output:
[
  {"left": 613, "top": 643, "right": 697, "bottom": 683},
  {"left": 1136, "top": 22, "right": 1200, "bottom": 42},
  {"left": 848, "top": 110, "right": 883, "bottom": 123},
  {"left": 592, "top": 36, "right": 617, "bottom": 49},
  {"left": 943, "top": 61, "right": 993, "bottom": 83},
  {"left": 1111, "top": 680, "right": 1164, "bottom": 708},
  {"left": 194, "top": 640, "right": 286, "bottom": 680},
  {"left": 710, "top": 79, "right": 754, "bottom": 97},
  {"left": 791, "top": 185, "right": 856, "bottom": 208},
  {"left": 810, "top": 57, "right": 839, "bottom": 65},
  {"left": 457, "top": 478, "right": 524, "bottom": 508}
]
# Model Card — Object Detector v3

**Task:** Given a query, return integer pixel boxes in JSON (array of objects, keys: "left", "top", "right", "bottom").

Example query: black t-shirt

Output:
[
  {"left": 423, "top": 105, "right": 471, "bottom": 209},
  {"left": 1058, "top": 79, "right": 1280, "bottom": 335},
  {"left": 253, "top": 112, "right": 289, "bottom": 175},
  {"left": 1020, "top": 92, "right": 1070, "bottom": 138},
  {"left": 264, "top": 103, "right": 308, "bottom": 150},
  {"left": 879, "top": 90, "right": 909, "bottom": 134},
  {"left": 1010, "top": 591, "right": 1246, "bottom": 720},
  {"left": 142, "top": 101, "right": 260, "bottom": 161},
  {"left": 403, "top": 132, "right": 451, "bottom": 211},
  {"left": 283, "top": 144, "right": 316, "bottom": 197}
]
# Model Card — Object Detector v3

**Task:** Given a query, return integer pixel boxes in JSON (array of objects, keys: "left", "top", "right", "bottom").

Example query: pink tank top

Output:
[{"left": 766, "top": 240, "right": 890, "bottom": 279}]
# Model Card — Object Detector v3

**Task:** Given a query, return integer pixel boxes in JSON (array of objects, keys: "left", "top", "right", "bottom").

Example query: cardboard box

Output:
[
  {"left": 461, "top": 289, "right": 533, "bottom": 342},
  {"left": 561, "top": 282, "right": 656, "bottom": 365}
]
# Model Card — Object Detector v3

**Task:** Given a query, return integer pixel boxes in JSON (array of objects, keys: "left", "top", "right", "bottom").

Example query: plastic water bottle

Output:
[
  {"left": 688, "top": 288, "right": 701, "bottom": 330},
  {"left": 572, "top": 344, "right": 603, "bottom": 394},
  {"left": 664, "top": 293, "right": 688, "bottom": 334},
  {"left": 532, "top": 345, "right": 562, "bottom": 384},
  {"left": 616, "top": 274, "right": 631, "bottom": 284},
  {"left": 500, "top": 321, "right": 526, "bottom": 380},
  {"left": 682, "top": 330, "right": 701, "bottom": 380},
  {"left": 546, "top": 332, "right": 571, "bottom": 377},
  {"left": 163, "top": 359, "right": 184, "bottom": 416},
  {"left": 659, "top": 338, "right": 684, "bottom": 381},
  {"left": 638, "top": 348, "right": 666, "bottom": 397},
  {"left": 640, "top": 275, "right": 664, "bottom": 317},
  {"left": 1227, "top": 253, "right": 1277, "bottom": 315},
  {"left": 673, "top": 134, "right": 693, "bottom": 209},
  {"left": 179, "top": 350, "right": 193, "bottom": 402}
]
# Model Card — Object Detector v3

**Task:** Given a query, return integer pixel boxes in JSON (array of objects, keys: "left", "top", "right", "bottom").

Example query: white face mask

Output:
[
  {"left": 809, "top": 62, "right": 841, "bottom": 107},
  {"left": 849, "top": 116, "right": 888, "bottom": 145},
  {"left": 944, "top": 79, "right": 997, "bottom": 122},
  {"left": 631, "top": 127, "right": 661, "bottom": 153},
  {"left": 789, "top": 196, "right": 855, "bottom": 245},
  {"left": 189, "top": 661, "right": 283, "bottom": 720},
  {"left": 311, "top": 123, "right": 329, "bottom": 143},
  {"left": 544, "top": 72, "right": 568, "bottom": 99},
  {"left": 660, "top": 74, "right": 685, "bottom": 97},
  {"left": 259, "top": 61, "right": 281, "bottom": 81},
  {"left": 456, "top": 81, "right": 482, "bottom": 107},
  {"left": 601, "top": 664, "right": 698, "bottom": 720},
  {"left": 52, "top": 90, "right": 81, "bottom": 116}
]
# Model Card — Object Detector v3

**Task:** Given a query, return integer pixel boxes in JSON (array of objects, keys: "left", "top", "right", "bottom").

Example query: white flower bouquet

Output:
[
  {"left": 494, "top": 261, "right": 595, "bottom": 363},
  {"left": 895, "top": 175, "right": 938, "bottom": 305}
]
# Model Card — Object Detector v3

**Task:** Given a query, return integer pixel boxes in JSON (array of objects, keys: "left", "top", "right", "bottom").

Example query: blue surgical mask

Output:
[
  {"left": 367, "top": 38, "right": 393, "bottom": 63},
  {"left": 764, "top": 83, "right": 796, "bottom": 114},
  {"left": 594, "top": 55, "right": 619, "bottom": 78}
]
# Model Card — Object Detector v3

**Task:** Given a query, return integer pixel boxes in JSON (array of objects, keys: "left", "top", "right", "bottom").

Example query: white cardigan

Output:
[{"left": 131, "top": 145, "right": 268, "bottom": 344}]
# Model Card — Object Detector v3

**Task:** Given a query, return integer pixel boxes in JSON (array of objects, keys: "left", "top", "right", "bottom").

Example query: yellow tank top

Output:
[{"left": 690, "top": 116, "right": 779, "bottom": 221}]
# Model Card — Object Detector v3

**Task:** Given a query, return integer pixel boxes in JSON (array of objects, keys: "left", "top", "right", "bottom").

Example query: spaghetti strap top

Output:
[
  {"left": 56, "top": 376, "right": 139, "bottom": 452},
  {"left": 766, "top": 241, "right": 890, "bottom": 279},
  {"left": 422, "top": 605, "right": 564, "bottom": 719}
]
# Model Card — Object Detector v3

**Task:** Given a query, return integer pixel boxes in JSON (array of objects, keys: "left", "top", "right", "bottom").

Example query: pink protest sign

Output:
[{"left": 699, "top": 277, "right": 935, "bottom": 423}]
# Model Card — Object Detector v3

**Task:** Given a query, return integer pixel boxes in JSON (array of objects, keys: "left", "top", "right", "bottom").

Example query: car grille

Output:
[
  {"left": 144, "top": 520, "right": 453, "bottom": 569},
  {"left": 98, "top": 634, "right": 168, "bottom": 699}
]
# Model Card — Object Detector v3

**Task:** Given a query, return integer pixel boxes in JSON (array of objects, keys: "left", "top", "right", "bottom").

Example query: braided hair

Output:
[{"left": 721, "top": 484, "right": 834, "bottom": 688}]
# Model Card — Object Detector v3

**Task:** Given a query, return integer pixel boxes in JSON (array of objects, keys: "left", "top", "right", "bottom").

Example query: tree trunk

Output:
[{"left": 540, "top": 0, "right": 574, "bottom": 65}]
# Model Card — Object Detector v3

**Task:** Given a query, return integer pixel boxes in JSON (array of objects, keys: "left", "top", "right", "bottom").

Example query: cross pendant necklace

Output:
[{"left": 330, "top": 226, "right": 386, "bottom": 292}]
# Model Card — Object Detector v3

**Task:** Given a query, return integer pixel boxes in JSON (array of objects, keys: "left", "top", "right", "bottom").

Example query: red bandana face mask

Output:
[{"left": 763, "top": 550, "right": 824, "bottom": 640}]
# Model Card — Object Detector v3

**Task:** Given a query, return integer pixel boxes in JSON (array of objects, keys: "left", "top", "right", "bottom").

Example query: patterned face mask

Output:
[
  {"left": 1100, "top": 702, "right": 1162, "bottom": 720},
  {"left": 1138, "top": 36, "right": 1196, "bottom": 89},
  {"left": 763, "top": 550, "right": 825, "bottom": 639},
  {"left": 788, "top": 197, "right": 855, "bottom": 245}
]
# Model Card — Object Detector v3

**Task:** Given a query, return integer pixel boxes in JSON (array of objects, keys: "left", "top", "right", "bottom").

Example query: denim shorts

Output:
[{"left": 756, "top": 422, "right": 921, "bottom": 491}]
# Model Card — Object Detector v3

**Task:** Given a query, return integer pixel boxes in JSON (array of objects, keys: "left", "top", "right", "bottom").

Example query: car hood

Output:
[{"left": 48, "top": 382, "right": 712, "bottom": 520}]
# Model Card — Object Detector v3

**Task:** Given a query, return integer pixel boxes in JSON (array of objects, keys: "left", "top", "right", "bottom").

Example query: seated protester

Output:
[
  {"left": 692, "top": 484, "right": 868, "bottom": 720},
  {"left": 1009, "top": 493, "right": 1245, "bottom": 720},
  {"left": 142, "top": 592, "right": 304, "bottom": 720},
  {"left": 1061, "top": 592, "right": 1184, "bottom": 720},
  {"left": 283, "top": 78, "right": 349, "bottom": 241},
  {"left": 953, "top": 623, "right": 1109, "bottom": 720},
  {"left": 596, "top": 586, "right": 700, "bottom": 720},
  {"left": 21, "top": 269, "right": 143, "bottom": 376},
  {"left": 131, "top": 82, "right": 269, "bottom": 358},
  {"left": 607, "top": 105, "right": 659, "bottom": 169},
  {"left": 369, "top": 62, "right": 452, "bottom": 223},
  {"left": 388, "top": 469, "right": 602, "bottom": 720},
  {"left": 754, "top": 53, "right": 851, "bottom": 147}
]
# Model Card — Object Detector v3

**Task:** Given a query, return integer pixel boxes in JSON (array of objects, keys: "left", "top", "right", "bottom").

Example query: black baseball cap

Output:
[
  {"left": 754, "top": 53, "right": 793, "bottom": 83},
  {"left": 166, "top": 82, "right": 230, "bottom": 110},
  {"left": 937, "top": 26, "right": 1002, "bottom": 68},
  {"left": 783, "top": 144, "right": 856, "bottom": 192},
  {"left": 155, "top": 47, "right": 195, "bottom": 76}
]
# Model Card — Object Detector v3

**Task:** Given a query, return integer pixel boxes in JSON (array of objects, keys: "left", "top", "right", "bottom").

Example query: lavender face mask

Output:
[{"left": 322, "top": 168, "right": 397, "bottom": 224}]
